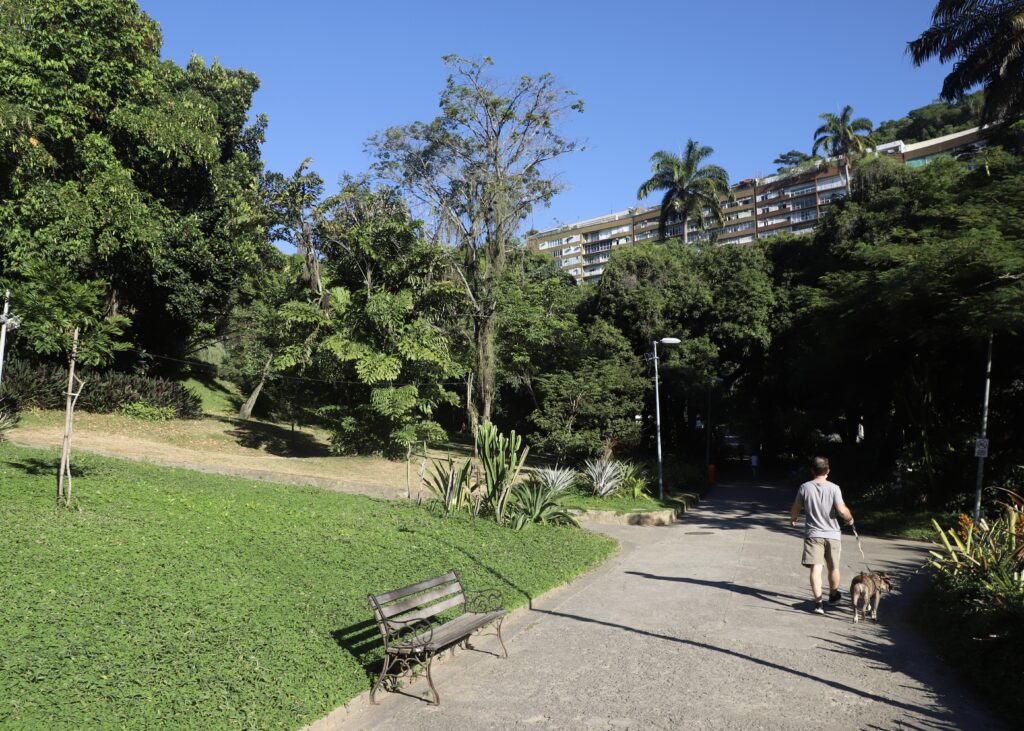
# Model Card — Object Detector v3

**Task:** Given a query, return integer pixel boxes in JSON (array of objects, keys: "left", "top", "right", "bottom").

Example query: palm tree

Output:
[
  {"left": 909, "top": 0, "right": 1024, "bottom": 126},
  {"left": 637, "top": 139, "right": 730, "bottom": 243},
  {"left": 812, "top": 106, "right": 876, "bottom": 195}
]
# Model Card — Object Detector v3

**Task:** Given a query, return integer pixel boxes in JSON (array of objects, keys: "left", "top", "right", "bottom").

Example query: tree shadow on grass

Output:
[
  {"left": 5, "top": 457, "right": 99, "bottom": 478},
  {"left": 215, "top": 416, "right": 332, "bottom": 458}
]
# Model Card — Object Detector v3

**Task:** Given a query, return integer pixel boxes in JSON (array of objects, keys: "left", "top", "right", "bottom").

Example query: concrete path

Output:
[{"left": 336, "top": 480, "right": 1000, "bottom": 731}]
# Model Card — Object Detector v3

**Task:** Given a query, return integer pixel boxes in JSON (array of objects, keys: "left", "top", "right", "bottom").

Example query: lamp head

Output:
[{"left": 659, "top": 337, "right": 681, "bottom": 345}]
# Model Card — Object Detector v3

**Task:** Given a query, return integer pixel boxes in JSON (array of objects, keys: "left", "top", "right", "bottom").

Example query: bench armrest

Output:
[
  {"left": 464, "top": 589, "right": 503, "bottom": 614},
  {"left": 385, "top": 616, "right": 434, "bottom": 650}
]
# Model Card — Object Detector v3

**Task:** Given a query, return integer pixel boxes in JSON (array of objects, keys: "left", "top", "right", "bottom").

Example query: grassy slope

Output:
[{"left": 0, "top": 445, "right": 616, "bottom": 730}]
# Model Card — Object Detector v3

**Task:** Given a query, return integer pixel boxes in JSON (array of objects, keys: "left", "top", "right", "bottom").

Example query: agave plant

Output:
[
  {"left": 0, "top": 410, "right": 18, "bottom": 443},
  {"left": 582, "top": 457, "right": 624, "bottom": 497},
  {"left": 506, "top": 478, "right": 580, "bottom": 530},
  {"left": 424, "top": 454, "right": 475, "bottom": 517},
  {"left": 534, "top": 466, "right": 578, "bottom": 496}
]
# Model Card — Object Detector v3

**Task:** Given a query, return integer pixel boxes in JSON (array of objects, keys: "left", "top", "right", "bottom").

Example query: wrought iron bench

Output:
[{"left": 367, "top": 570, "right": 507, "bottom": 705}]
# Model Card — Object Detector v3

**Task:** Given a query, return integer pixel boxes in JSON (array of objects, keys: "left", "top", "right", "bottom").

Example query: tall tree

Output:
[
  {"left": 314, "top": 181, "right": 465, "bottom": 455},
  {"left": 812, "top": 105, "right": 876, "bottom": 194},
  {"left": 0, "top": 0, "right": 271, "bottom": 359},
  {"left": 368, "top": 55, "right": 582, "bottom": 434},
  {"left": 636, "top": 139, "right": 730, "bottom": 243},
  {"left": 909, "top": 0, "right": 1024, "bottom": 126}
]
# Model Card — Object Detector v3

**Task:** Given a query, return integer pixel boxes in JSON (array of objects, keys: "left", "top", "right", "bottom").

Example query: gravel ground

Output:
[{"left": 333, "top": 480, "right": 1001, "bottom": 731}]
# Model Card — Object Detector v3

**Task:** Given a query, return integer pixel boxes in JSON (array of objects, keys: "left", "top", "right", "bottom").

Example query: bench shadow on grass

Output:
[
  {"left": 331, "top": 617, "right": 382, "bottom": 692},
  {"left": 215, "top": 416, "right": 332, "bottom": 458}
]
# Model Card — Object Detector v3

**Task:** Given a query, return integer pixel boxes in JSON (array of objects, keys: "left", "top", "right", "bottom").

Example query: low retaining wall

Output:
[{"left": 570, "top": 507, "right": 679, "bottom": 526}]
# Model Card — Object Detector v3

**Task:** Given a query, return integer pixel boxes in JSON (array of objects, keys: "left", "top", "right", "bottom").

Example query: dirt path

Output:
[
  {"left": 11, "top": 412, "right": 431, "bottom": 500},
  {"left": 333, "top": 480, "right": 1000, "bottom": 731}
]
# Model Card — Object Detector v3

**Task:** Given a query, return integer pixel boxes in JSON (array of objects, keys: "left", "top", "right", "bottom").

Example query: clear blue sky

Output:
[{"left": 142, "top": 0, "right": 950, "bottom": 233}]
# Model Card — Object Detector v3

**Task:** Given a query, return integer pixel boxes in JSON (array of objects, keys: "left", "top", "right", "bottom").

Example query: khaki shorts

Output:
[{"left": 802, "top": 537, "right": 841, "bottom": 569}]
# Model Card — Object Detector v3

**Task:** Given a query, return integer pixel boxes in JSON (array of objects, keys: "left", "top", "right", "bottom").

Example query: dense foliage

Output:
[
  {"left": 760, "top": 151, "right": 1024, "bottom": 503},
  {"left": 0, "top": 0, "right": 272, "bottom": 360},
  {"left": 2, "top": 0, "right": 1021, "bottom": 502}
]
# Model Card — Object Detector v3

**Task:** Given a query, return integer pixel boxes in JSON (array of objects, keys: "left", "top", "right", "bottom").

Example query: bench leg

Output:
[
  {"left": 496, "top": 618, "right": 508, "bottom": 659},
  {"left": 370, "top": 653, "right": 393, "bottom": 705},
  {"left": 425, "top": 654, "right": 440, "bottom": 705}
]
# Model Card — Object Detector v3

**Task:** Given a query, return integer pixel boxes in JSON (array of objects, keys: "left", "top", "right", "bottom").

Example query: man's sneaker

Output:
[
  {"left": 828, "top": 589, "right": 842, "bottom": 604},
  {"left": 814, "top": 600, "right": 825, "bottom": 615}
]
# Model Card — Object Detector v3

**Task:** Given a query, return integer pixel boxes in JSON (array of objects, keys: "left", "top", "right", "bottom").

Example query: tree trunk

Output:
[
  {"left": 476, "top": 312, "right": 496, "bottom": 426},
  {"left": 239, "top": 355, "right": 273, "bottom": 419},
  {"left": 57, "top": 328, "right": 81, "bottom": 506}
]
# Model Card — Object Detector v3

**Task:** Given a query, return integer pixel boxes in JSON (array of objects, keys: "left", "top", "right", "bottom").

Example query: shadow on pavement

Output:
[
  {"left": 624, "top": 571, "right": 805, "bottom": 608},
  {"left": 531, "top": 606, "right": 968, "bottom": 729}
]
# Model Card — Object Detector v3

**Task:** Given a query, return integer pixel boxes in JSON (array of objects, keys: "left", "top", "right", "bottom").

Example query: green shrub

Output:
[
  {"left": 3, "top": 360, "right": 201, "bottom": 418},
  {"left": 119, "top": 402, "right": 176, "bottom": 421},
  {"left": 928, "top": 491, "right": 1024, "bottom": 601},
  {"left": 618, "top": 461, "right": 649, "bottom": 499}
]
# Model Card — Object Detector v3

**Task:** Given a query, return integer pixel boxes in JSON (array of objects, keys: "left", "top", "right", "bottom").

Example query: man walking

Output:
[{"left": 790, "top": 457, "right": 854, "bottom": 615}]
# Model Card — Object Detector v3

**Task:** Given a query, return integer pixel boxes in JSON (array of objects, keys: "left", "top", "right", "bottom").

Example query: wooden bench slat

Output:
[
  {"left": 373, "top": 571, "right": 458, "bottom": 604},
  {"left": 395, "top": 593, "right": 465, "bottom": 624},
  {"left": 395, "top": 610, "right": 507, "bottom": 653},
  {"left": 380, "top": 582, "right": 462, "bottom": 619}
]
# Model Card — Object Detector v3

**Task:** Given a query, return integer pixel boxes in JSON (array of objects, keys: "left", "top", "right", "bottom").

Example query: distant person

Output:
[
  {"left": 789, "top": 456, "right": 854, "bottom": 615},
  {"left": 750, "top": 453, "right": 759, "bottom": 479}
]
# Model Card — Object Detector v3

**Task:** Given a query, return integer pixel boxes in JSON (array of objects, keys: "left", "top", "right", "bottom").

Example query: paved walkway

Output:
[{"left": 336, "top": 480, "right": 1000, "bottom": 731}]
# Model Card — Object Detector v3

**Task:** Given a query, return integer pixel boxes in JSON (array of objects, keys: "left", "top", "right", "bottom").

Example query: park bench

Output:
[{"left": 367, "top": 570, "right": 507, "bottom": 705}]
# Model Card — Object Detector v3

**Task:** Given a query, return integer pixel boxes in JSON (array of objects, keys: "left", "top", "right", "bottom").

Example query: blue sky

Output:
[{"left": 142, "top": 0, "right": 950, "bottom": 233}]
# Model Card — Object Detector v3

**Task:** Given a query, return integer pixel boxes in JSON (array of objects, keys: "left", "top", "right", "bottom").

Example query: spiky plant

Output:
[
  {"left": 534, "top": 466, "right": 578, "bottom": 495},
  {"left": 582, "top": 457, "right": 624, "bottom": 497},
  {"left": 506, "top": 478, "right": 580, "bottom": 530}
]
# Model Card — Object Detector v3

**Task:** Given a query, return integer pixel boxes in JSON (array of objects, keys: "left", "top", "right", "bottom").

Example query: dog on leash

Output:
[{"left": 850, "top": 571, "right": 893, "bottom": 623}]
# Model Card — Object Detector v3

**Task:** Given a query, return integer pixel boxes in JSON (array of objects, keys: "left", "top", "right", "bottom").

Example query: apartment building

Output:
[{"left": 528, "top": 127, "right": 986, "bottom": 282}]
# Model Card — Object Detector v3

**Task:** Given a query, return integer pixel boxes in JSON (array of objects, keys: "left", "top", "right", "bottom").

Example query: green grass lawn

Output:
[
  {"left": 0, "top": 444, "right": 616, "bottom": 730},
  {"left": 177, "top": 376, "right": 241, "bottom": 416},
  {"left": 557, "top": 489, "right": 698, "bottom": 515}
]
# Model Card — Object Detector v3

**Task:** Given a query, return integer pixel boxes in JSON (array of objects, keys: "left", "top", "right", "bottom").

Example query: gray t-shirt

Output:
[{"left": 796, "top": 479, "right": 844, "bottom": 539}]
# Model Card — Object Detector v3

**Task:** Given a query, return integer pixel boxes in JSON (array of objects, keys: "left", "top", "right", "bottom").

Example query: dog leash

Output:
[{"left": 849, "top": 522, "right": 873, "bottom": 573}]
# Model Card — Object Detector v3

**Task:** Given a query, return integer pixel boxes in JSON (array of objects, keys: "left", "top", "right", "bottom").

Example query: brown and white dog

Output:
[{"left": 850, "top": 571, "right": 894, "bottom": 623}]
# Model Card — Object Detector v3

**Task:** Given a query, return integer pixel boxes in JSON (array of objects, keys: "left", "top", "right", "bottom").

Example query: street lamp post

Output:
[
  {"left": 705, "top": 376, "right": 723, "bottom": 469},
  {"left": 652, "top": 337, "right": 680, "bottom": 500}
]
